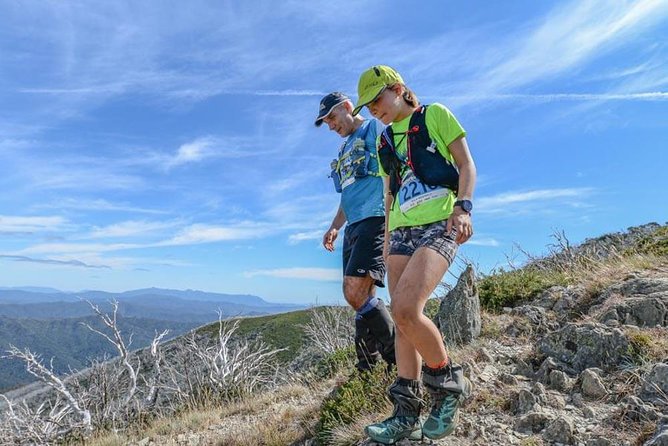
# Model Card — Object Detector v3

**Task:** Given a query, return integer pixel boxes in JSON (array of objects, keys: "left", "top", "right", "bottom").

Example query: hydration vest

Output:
[
  {"left": 330, "top": 121, "right": 379, "bottom": 193},
  {"left": 378, "top": 105, "right": 459, "bottom": 196}
]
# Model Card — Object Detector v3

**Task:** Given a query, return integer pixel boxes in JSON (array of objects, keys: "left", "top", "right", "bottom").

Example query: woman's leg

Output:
[
  {"left": 387, "top": 254, "right": 421, "bottom": 380},
  {"left": 390, "top": 246, "right": 450, "bottom": 368}
]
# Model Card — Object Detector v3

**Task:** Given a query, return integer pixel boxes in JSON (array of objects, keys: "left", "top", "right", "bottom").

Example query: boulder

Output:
[
  {"left": 534, "top": 285, "right": 585, "bottom": 312},
  {"left": 580, "top": 368, "right": 608, "bottom": 399},
  {"left": 512, "top": 389, "right": 537, "bottom": 414},
  {"left": 622, "top": 395, "right": 661, "bottom": 422},
  {"left": 549, "top": 369, "right": 573, "bottom": 392},
  {"left": 436, "top": 265, "right": 481, "bottom": 345},
  {"left": 543, "top": 416, "right": 575, "bottom": 445},
  {"left": 640, "top": 363, "right": 668, "bottom": 406},
  {"left": 538, "top": 322, "right": 629, "bottom": 372},
  {"left": 619, "top": 278, "right": 668, "bottom": 296},
  {"left": 515, "top": 411, "right": 555, "bottom": 434}
]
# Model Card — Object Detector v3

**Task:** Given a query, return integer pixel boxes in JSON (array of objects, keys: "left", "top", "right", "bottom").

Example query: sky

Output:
[{"left": 0, "top": 0, "right": 667, "bottom": 305}]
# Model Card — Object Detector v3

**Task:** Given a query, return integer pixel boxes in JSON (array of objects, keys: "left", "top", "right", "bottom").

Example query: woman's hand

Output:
[{"left": 446, "top": 207, "right": 473, "bottom": 245}]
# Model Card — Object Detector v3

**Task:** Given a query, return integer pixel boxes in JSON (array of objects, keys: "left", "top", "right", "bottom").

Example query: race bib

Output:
[{"left": 398, "top": 171, "right": 449, "bottom": 212}]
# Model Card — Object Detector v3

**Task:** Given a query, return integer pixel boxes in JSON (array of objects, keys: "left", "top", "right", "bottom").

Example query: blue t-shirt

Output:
[{"left": 337, "top": 119, "right": 385, "bottom": 224}]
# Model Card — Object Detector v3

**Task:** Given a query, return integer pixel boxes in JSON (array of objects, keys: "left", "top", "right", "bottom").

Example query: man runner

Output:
[{"left": 315, "top": 92, "right": 396, "bottom": 371}]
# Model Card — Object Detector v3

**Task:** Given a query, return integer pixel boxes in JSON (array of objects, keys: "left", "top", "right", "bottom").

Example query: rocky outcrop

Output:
[
  {"left": 640, "top": 363, "right": 668, "bottom": 406},
  {"left": 436, "top": 265, "right": 481, "bottom": 345},
  {"left": 538, "top": 322, "right": 629, "bottom": 372},
  {"left": 595, "top": 278, "right": 668, "bottom": 327}
]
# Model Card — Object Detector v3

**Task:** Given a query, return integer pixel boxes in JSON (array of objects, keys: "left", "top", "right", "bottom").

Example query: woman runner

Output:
[{"left": 352, "top": 65, "right": 477, "bottom": 444}]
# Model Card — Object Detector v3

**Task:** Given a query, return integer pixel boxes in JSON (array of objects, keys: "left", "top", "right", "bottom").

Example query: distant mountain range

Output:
[{"left": 0, "top": 287, "right": 306, "bottom": 391}]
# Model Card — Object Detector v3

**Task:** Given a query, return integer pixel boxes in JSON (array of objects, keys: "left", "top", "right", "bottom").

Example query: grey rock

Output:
[
  {"left": 499, "top": 372, "right": 519, "bottom": 386},
  {"left": 544, "top": 391, "right": 567, "bottom": 410},
  {"left": 138, "top": 439, "right": 150, "bottom": 446},
  {"left": 514, "top": 358, "right": 535, "bottom": 378},
  {"left": 514, "top": 389, "right": 537, "bottom": 414},
  {"left": 514, "top": 411, "right": 555, "bottom": 434},
  {"left": 640, "top": 363, "right": 668, "bottom": 405},
  {"left": 436, "top": 265, "right": 481, "bottom": 345},
  {"left": 587, "top": 439, "right": 613, "bottom": 446},
  {"left": 623, "top": 395, "right": 661, "bottom": 422},
  {"left": 620, "top": 278, "right": 668, "bottom": 296},
  {"left": 534, "top": 286, "right": 562, "bottom": 310},
  {"left": 554, "top": 287, "right": 584, "bottom": 314},
  {"left": 477, "top": 347, "right": 494, "bottom": 362},
  {"left": 581, "top": 368, "right": 608, "bottom": 399},
  {"left": 532, "top": 381, "right": 547, "bottom": 397},
  {"left": 512, "top": 304, "right": 547, "bottom": 322},
  {"left": 543, "top": 416, "right": 575, "bottom": 444},
  {"left": 550, "top": 369, "right": 574, "bottom": 392},
  {"left": 536, "top": 356, "right": 576, "bottom": 383},
  {"left": 582, "top": 406, "right": 595, "bottom": 419},
  {"left": 572, "top": 392, "right": 585, "bottom": 408},
  {"left": 538, "top": 322, "right": 629, "bottom": 372}
]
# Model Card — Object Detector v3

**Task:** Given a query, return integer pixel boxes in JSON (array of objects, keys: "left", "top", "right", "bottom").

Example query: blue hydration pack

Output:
[
  {"left": 329, "top": 122, "right": 377, "bottom": 193},
  {"left": 378, "top": 105, "right": 459, "bottom": 196}
]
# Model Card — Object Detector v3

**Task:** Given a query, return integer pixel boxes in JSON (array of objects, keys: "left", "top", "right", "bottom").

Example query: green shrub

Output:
[
  {"left": 633, "top": 225, "right": 668, "bottom": 257},
  {"left": 317, "top": 362, "right": 395, "bottom": 444},
  {"left": 312, "top": 346, "right": 356, "bottom": 380},
  {"left": 478, "top": 267, "right": 568, "bottom": 311}
]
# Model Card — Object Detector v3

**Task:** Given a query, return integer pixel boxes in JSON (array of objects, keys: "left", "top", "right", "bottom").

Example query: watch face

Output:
[{"left": 458, "top": 200, "right": 473, "bottom": 213}]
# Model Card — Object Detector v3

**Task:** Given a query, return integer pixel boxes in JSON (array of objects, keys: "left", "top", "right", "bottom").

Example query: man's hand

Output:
[
  {"left": 323, "top": 228, "right": 339, "bottom": 252},
  {"left": 446, "top": 207, "right": 473, "bottom": 245}
]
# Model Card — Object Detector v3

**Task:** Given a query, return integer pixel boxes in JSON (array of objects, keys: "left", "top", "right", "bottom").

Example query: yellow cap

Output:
[{"left": 353, "top": 65, "right": 404, "bottom": 116}]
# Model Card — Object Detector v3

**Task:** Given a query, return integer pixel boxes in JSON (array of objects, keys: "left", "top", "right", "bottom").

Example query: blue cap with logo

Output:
[{"left": 314, "top": 92, "right": 350, "bottom": 127}]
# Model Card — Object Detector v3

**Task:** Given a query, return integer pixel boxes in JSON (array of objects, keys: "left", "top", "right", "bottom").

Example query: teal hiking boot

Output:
[
  {"left": 422, "top": 362, "right": 472, "bottom": 440},
  {"left": 366, "top": 377, "right": 424, "bottom": 444},
  {"left": 365, "top": 415, "right": 422, "bottom": 444}
]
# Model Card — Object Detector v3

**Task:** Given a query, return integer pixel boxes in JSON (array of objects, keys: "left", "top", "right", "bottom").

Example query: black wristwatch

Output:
[{"left": 454, "top": 199, "right": 473, "bottom": 214}]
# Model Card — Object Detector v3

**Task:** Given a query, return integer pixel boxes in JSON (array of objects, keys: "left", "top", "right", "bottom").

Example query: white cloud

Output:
[
  {"left": 467, "top": 237, "right": 500, "bottom": 247},
  {"left": 165, "top": 137, "right": 218, "bottom": 169},
  {"left": 477, "top": 0, "right": 668, "bottom": 94},
  {"left": 86, "top": 220, "right": 180, "bottom": 239},
  {"left": 288, "top": 230, "right": 323, "bottom": 245},
  {"left": 244, "top": 267, "right": 340, "bottom": 282},
  {"left": 433, "top": 92, "right": 668, "bottom": 104},
  {"left": 476, "top": 188, "right": 594, "bottom": 214},
  {"left": 37, "top": 198, "right": 170, "bottom": 215},
  {"left": 0, "top": 215, "right": 69, "bottom": 232},
  {"left": 160, "top": 223, "right": 269, "bottom": 246}
]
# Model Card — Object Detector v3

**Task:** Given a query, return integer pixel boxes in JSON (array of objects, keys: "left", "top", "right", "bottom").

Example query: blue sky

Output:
[{"left": 0, "top": 0, "right": 666, "bottom": 305}]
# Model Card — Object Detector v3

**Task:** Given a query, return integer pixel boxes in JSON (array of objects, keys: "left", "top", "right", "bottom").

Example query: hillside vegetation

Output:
[{"left": 3, "top": 223, "right": 667, "bottom": 446}]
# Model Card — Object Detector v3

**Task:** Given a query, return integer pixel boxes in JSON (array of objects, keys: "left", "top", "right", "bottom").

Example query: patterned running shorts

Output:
[{"left": 389, "top": 220, "right": 458, "bottom": 265}]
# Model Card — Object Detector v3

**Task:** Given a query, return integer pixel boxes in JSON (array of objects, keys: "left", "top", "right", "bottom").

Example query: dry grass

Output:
[
  {"left": 577, "top": 253, "right": 666, "bottom": 298},
  {"left": 625, "top": 327, "right": 668, "bottom": 364},
  {"left": 466, "top": 386, "right": 512, "bottom": 415},
  {"left": 327, "top": 412, "right": 382, "bottom": 446},
  {"left": 85, "top": 383, "right": 323, "bottom": 446}
]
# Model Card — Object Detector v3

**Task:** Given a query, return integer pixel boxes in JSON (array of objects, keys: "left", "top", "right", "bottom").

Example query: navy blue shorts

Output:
[{"left": 342, "top": 216, "right": 386, "bottom": 287}]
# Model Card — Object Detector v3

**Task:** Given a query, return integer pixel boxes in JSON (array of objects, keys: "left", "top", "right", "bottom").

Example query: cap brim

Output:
[
  {"left": 314, "top": 99, "right": 347, "bottom": 126},
  {"left": 352, "top": 86, "right": 385, "bottom": 116}
]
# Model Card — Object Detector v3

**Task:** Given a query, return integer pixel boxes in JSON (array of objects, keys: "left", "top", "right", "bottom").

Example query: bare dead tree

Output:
[
  {"left": 81, "top": 299, "right": 142, "bottom": 406},
  {"left": 1, "top": 347, "right": 92, "bottom": 443},
  {"left": 300, "top": 306, "right": 354, "bottom": 355},
  {"left": 4, "top": 346, "right": 92, "bottom": 432}
]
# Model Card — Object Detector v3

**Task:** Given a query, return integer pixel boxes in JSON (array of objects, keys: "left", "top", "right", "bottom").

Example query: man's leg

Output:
[
  {"left": 344, "top": 217, "right": 395, "bottom": 369},
  {"left": 344, "top": 275, "right": 381, "bottom": 370}
]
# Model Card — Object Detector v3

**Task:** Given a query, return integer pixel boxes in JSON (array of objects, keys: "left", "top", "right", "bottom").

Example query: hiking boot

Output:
[
  {"left": 422, "top": 361, "right": 472, "bottom": 439},
  {"left": 365, "top": 416, "right": 422, "bottom": 444},
  {"left": 362, "top": 299, "right": 396, "bottom": 367},
  {"left": 354, "top": 317, "right": 382, "bottom": 371},
  {"left": 365, "top": 378, "right": 424, "bottom": 444}
]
